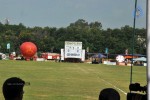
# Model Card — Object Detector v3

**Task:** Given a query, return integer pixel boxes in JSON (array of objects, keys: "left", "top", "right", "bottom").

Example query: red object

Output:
[
  {"left": 41, "top": 53, "right": 60, "bottom": 60},
  {"left": 20, "top": 42, "right": 37, "bottom": 58}
]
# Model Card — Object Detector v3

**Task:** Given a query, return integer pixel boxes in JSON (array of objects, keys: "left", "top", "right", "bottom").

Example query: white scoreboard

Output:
[{"left": 64, "top": 41, "right": 82, "bottom": 58}]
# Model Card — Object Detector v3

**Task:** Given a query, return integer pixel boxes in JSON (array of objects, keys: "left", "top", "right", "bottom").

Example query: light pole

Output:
[
  {"left": 130, "top": 0, "right": 138, "bottom": 85},
  {"left": 146, "top": 0, "right": 150, "bottom": 99}
]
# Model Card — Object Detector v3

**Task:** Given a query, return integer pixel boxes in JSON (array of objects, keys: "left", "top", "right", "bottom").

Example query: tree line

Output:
[{"left": 0, "top": 19, "right": 146, "bottom": 55}]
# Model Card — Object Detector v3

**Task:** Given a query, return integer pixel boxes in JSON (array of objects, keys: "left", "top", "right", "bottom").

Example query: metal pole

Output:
[
  {"left": 130, "top": 0, "right": 138, "bottom": 84},
  {"left": 147, "top": 0, "right": 150, "bottom": 99}
]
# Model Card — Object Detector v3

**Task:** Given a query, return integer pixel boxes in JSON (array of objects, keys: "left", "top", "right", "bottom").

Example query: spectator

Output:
[
  {"left": 99, "top": 88, "right": 120, "bottom": 100},
  {"left": 2, "top": 77, "right": 25, "bottom": 100}
]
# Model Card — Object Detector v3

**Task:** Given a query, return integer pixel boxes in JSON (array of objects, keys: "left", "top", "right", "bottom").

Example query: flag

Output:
[{"left": 133, "top": 6, "right": 143, "bottom": 18}]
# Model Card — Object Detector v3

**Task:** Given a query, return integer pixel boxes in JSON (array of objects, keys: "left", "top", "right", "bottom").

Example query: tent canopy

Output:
[
  {"left": 133, "top": 57, "right": 147, "bottom": 62},
  {"left": 92, "top": 53, "right": 106, "bottom": 58}
]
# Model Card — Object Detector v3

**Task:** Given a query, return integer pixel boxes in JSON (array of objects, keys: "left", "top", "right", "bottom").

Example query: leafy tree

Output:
[{"left": 0, "top": 19, "right": 146, "bottom": 55}]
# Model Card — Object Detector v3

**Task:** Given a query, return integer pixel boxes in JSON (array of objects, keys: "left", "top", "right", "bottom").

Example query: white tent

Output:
[{"left": 133, "top": 57, "right": 147, "bottom": 62}]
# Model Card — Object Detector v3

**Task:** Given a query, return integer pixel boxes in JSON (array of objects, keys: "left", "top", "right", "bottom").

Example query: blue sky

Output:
[{"left": 0, "top": 0, "right": 146, "bottom": 29}]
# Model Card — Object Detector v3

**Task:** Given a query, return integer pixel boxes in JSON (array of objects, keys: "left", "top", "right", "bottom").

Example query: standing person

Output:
[
  {"left": 2, "top": 77, "right": 25, "bottom": 100},
  {"left": 99, "top": 88, "right": 120, "bottom": 100}
]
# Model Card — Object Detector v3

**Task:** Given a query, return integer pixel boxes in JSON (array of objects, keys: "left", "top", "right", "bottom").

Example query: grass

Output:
[{"left": 0, "top": 60, "right": 147, "bottom": 100}]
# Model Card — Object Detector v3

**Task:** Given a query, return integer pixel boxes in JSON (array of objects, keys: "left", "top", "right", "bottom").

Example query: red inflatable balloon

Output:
[{"left": 20, "top": 42, "right": 37, "bottom": 58}]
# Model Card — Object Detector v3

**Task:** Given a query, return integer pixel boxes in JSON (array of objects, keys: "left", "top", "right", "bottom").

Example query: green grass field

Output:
[{"left": 0, "top": 60, "right": 147, "bottom": 100}]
